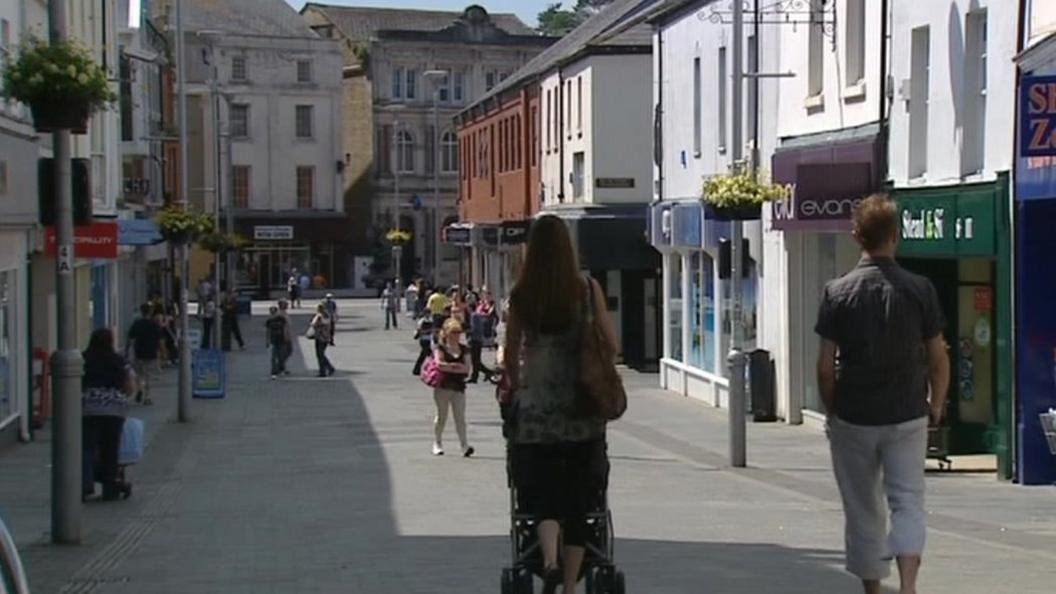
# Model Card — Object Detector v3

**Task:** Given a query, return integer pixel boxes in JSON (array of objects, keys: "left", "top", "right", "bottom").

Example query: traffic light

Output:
[
  {"left": 718, "top": 237, "right": 751, "bottom": 279},
  {"left": 38, "top": 158, "right": 92, "bottom": 226}
]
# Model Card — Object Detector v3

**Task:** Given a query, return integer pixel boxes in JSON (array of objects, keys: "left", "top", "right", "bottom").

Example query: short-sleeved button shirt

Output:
[{"left": 815, "top": 256, "right": 946, "bottom": 426}]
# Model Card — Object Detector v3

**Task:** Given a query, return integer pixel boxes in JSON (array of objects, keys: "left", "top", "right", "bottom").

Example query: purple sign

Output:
[{"left": 771, "top": 138, "right": 880, "bottom": 231}]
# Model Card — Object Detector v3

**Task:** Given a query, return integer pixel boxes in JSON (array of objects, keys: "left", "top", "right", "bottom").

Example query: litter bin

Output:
[{"left": 749, "top": 349, "right": 776, "bottom": 422}]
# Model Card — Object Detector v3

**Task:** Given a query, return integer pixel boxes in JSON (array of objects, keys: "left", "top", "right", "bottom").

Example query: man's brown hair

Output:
[{"left": 852, "top": 193, "right": 899, "bottom": 252}]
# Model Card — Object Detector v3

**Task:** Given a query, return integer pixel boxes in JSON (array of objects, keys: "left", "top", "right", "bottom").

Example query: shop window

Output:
[
  {"left": 0, "top": 270, "right": 11, "bottom": 421},
  {"left": 668, "top": 254, "right": 683, "bottom": 362},
  {"left": 689, "top": 253, "right": 717, "bottom": 373}
]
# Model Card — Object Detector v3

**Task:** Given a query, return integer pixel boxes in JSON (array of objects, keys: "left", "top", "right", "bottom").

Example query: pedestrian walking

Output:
[
  {"left": 221, "top": 291, "right": 245, "bottom": 351},
  {"left": 381, "top": 282, "right": 400, "bottom": 330},
  {"left": 200, "top": 298, "right": 217, "bottom": 349},
  {"left": 431, "top": 318, "right": 474, "bottom": 457},
  {"left": 502, "top": 214, "right": 617, "bottom": 594},
  {"left": 265, "top": 306, "right": 289, "bottom": 379},
  {"left": 82, "top": 328, "right": 135, "bottom": 501},
  {"left": 815, "top": 194, "right": 950, "bottom": 594},
  {"left": 278, "top": 299, "right": 293, "bottom": 374},
  {"left": 467, "top": 298, "right": 497, "bottom": 384},
  {"left": 287, "top": 272, "right": 300, "bottom": 308},
  {"left": 324, "top": 293, "right": 338, "bottom": 346},
  {"left": 309, "top": 303, "right": 335, "bottom": 377},
  {"left": 405, "top": 281, "right": 419, "bottom": 318},
  {"left": 412, "top": 315, "right": 434, "bottom": 376},
  {"left": 125, "top": 304, "right": 161, "bottom": 405},
  {"left": 427, "top": 286, "right": 449, "bottom": 331}
]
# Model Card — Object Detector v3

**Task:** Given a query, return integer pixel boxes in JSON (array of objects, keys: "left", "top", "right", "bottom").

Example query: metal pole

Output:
[
  {"left": 176, "top": 0, "right": 192, "bottom": 422},
  {"left": 49, "top": 0, "right": 83, "bottom": 545},
  {"left": 432, "top": 91, "right": 440, "bottom": 284},
  {"left": 211, "top": 53, "right": 221, "bottom": 346},
  {"left": 393, "top": 120, "right": 401, "bottom": 282},
  {"left": 225, "top": 100, "right": 235, "bottom": 296},
  {"left": 727, "top": 0, "right": 747, "bottom": 468}
]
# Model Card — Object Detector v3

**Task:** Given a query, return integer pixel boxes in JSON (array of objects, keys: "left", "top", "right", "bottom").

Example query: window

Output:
[
  {"left": 845, "top": 0, "right": 866, "bottom": 85},
  {"left": 232, "top": 166, "right": 250, "bottom": 208},
  {"left": 499, "top": 72, "right": 509, "bottom": 82},
  {"left": 119, "top": 53, "right": 134, "bottom": 141},
  {"left": 909, "top": 26, "right": 930, "bottom": 178},
  {"left": 566, "top": 80, "right": 573, "bottom": 139},
  {"left": 396, "top": 129, "right": 415, "bottom": 173},
  {"left": 230, "top": 104, "right": 249, "bottom": 138},
  {"left": 808, "top": 0, "right": 824, "bottom": 98},
  {"left": 689, "top": 252, "right": 715, "bottom": 372},
  {"left": 453, "top": 71, "right": 465, "bottom": 103},
  {"left": 693, "top": 57, "right": 701, "bottom": 157},
  {"left": 297, "top": 60, "right": 312, "bottom": 83},
  {"left": 296, "top": 166, "right": 314, "bottom": 208},
  {"left": 962, "top": 11, "right": 987, "bottom": 176},
  {"left": 668, "top": 254, "right": 684, "bottom": 362},
  {"left": 748, "top": 35, "right": 758, "bottom": 141},
  {"left": 231, "top": 56, "right": 247, "bottom": 82},
  {"left": 515, "top": 116, "right": 522, "bottom": 168},
  {"left": 392, "top": 67, "right": 404, "bottom": 99},
  {"left": 576, "top": 77, "right": 583, "bottom": 134},
  {"left": 438, "top": 74, "right": 451, "bottom": 103},
  {"left": 296, "top": 105, "right": 313, "bottom": 139},
  {"left": 486, "top": 71, "right": 497, "bottom": 91},
  {"left": 572, "top": 151, "right": 585, "bottom": 199},
  {"left": 718, "top": 47, "right": 727, "bottom": 152},
  {"left": 531, "top": 106, "right": 539, "bottom": 167},
  {"left": 545, "top": 90, "right": 552, "bottom": 152},
  {"left": 406, "top": 69, "right": 417, "bottom": 99},
  {"left": 0, "top": 19, "right": 10, "bottom": 57},
  {"left": 441, "top": 131, "right": 458, "bottom": 173},
  {"left": 0, "top": 161, "right": 7, "bottom": 195}
]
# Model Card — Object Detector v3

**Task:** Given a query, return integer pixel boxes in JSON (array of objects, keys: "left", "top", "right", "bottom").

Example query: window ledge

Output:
[
  {"left": 804, "top": 93, "right": 825, "bottom": 110},
  {"left": 842, "top": 80, "right": 867, "bottom": 102}
]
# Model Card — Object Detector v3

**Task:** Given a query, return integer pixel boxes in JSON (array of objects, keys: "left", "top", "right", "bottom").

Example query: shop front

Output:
[
  {"left": 1013, "top": 50, "right": 1056, "bottom": 484},
  {"left": 893, "top": 178, "right": 1013, "bottom": 479},
  {"left": 0, "top": 230, "right": 30, "bottom": 445},
  {"left": 234, "top": 215, "right": 351, "bottom": 295},
  {"left": 768, "top": 125, "right": 883, "bottom": 423},
  {"left": 650, "top": 201, "right": 752, "bottom": 404},
  {"left": 475, "top": 220, "right": 530, "bottom": 300}
]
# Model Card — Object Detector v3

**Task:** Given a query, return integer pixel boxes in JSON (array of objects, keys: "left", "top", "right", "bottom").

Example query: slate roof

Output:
[
  {"left": 184, "top": 0, "right": 319, "bottom": 38},
  {"left": 463, "top": 0, "right": 662, "bottom": 113},
  {"left": 301, "top": 3, "right": 536, "bottom": 42}
]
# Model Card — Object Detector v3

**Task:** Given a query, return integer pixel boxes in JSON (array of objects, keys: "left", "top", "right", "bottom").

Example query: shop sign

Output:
[
  {"left": 896, "top": 190, "right": 996, "bottom": 257},
  {"left": 45, "top": 222, "right": 119, "bottom": 259},
  {"left": 443, "top": 225, "right": 473, "bottom": 245},
  {"left": 481, "top": 226, "right": 500, "bottom": 248},
  {"left": 117, "top": 219, "right": 163, "bottom": 246},
  {"left": 596, "top": 177, "right": 635, "bottom": 189},
  {"left": 254, "top": 225, "right": 293, "bottom": 240},
  {"left": 771, "top": 142, "right": 879, "bottom": 231},
  {"left": 501, "top": 221, "right": 530, "bottom": 245},
  {"left": 1020, "top": 75, "right": 1056, "bottom": 158}
]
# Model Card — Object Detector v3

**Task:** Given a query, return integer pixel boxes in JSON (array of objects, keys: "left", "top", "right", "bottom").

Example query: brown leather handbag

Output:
[{"left": 576, "top": 276, "right": 627, "bottom": 421}]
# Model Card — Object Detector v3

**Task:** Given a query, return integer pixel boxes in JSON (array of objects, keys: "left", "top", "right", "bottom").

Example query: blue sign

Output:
[
  {"left": 411, "top": 194, "right": 423, "bottom": 210},
  {"left": 192, "top": 349, "right": 226, "bottom": 399},
  {"left": 1020, "top": 76, "right": 1056, "bottom": 158},
  {"left": 118, "top": 219, "right": 163, "bottom": 246}
]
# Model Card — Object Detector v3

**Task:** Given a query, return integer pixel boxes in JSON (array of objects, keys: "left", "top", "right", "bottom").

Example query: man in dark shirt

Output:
[
  {"left": 816, "top": 194, "right": 950, "bottom": 594},
  {"left": 265, "top": 306, "right": 289, "bottom": 379},
  {"left": 126, "top": 304, "right": 162, "bottom": 405}
]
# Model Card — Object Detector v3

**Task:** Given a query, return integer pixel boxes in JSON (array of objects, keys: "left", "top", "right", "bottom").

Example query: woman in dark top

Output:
[
  {"left": 430, "top": 318, "right": 474, "bottom": 458},
  {"left": 503, "top": 215, "right": 618, "bottom": 594},
  {"left": 82, "top": 328, "right": 135, "bottom": 501}
]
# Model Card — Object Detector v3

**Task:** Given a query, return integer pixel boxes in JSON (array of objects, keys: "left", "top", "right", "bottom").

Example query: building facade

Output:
[
  {"left": 301, "top": 3, "right": 549, "bottom": 288},
  {"left": 178, "top": 0, "right": 344, "bottom": 294}
]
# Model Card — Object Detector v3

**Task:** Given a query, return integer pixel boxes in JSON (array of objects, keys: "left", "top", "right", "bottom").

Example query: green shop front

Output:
[{"left": 893, "top": 178, "right": 1013, "bottom": 478}]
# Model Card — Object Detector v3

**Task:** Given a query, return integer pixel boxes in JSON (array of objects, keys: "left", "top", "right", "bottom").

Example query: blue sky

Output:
[{"left": 284, "top": 0, "right": 559, "bottom": 27}]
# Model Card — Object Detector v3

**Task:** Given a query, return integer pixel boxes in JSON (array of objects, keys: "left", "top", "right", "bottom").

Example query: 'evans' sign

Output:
[{"left": 1021, "top": 76, "right": 1056, "bottom": 158}]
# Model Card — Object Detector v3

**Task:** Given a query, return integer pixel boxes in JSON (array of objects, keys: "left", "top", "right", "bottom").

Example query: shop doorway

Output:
[{"left": 901, "top": 257, "right": 999, "bottom": 457}]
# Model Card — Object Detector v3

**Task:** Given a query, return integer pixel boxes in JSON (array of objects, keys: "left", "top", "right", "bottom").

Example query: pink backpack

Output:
[{"left": 420, "top": 356, "right": 442, "bottom": 388}]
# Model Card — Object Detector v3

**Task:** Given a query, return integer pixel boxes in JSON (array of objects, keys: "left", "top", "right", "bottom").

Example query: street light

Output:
[
  {"left": 388, "top": 105, "right": 406, "bottom": 282},
  {"left": 198, "top": 30, "right": 224, "bottom": 348},
  {"left": 423, "top": 69, "right": 447, "bottom": 285}
]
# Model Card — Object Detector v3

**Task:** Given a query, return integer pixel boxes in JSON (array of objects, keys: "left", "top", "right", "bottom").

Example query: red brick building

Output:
[{"left": 453, "top": 80, "right": 542, "bottom": 296}]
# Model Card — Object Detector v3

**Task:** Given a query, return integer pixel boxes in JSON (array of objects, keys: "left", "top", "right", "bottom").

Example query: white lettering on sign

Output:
[
  {"left": 955, "top": 216, "right": 976, "bottom": 240},
  {"left": 254, "top": 226, "right": 293, "bottom": 240},
  {"left": 901, "top": 208, "right": 945, "bottom": 240},
  {"left": 58, "top": 245, "right": 73, "bottom": 275}
]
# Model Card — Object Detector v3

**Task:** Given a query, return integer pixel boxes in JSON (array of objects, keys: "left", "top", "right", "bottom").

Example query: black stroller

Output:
[{"left": 499, "top": 440, "right": 626, "bottom": 594}]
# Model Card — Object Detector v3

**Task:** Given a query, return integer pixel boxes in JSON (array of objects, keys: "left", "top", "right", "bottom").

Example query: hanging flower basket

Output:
[
  {"left": 155, "top": 205, "right": 215, "bottom": 245},
  {"left": 198, "top": 231, "right": 250, "bottom": 253},
  {"left": 385, "top": 229, "right": 412, "bottom": 246},
  {"left": 701, "top": 170, "right": 788, "bottom": 221},
  {"left": 1, "top": 37, "right": 116, "bottom": 134}
]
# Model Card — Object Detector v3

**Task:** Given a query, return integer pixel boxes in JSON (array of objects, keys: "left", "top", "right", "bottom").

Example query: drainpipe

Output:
[
  {"left": 878, "top": 0, "right": 891, "bottom": 182},
  {"left": 558, "top": 68, "right": 566, "bottom": 205},
  {"left": 656, "top": 26, "right": 664, "bottom": 203}
]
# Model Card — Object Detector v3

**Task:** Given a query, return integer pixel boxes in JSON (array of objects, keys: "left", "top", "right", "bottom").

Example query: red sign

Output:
[
  {"left": 45, "top": 222, "right": 119, "bottom": 259},
  {"left": 974, "top": 287, "right": 993, "bottom": 313}
]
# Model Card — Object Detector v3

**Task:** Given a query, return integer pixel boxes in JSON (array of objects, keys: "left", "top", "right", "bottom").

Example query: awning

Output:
[{"left": 550, "top": 206, "right": 659, "bottom": 270}]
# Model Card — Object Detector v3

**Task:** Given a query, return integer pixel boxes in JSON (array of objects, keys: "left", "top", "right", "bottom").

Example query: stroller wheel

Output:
[
  {"left": 611, "top": 570, "right": 626, "bottom": 594},
  {"left": 516, "top": 570, "right": 533, "bottom": 594},
  {"left": 501, "top": 568, "right": 516, "bottom": 594}
]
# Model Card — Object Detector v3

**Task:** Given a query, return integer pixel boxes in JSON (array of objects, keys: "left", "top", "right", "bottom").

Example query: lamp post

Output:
[
  {"left": 727, "top": 0, "right": 747, "bottom": 468},
  {"left": 199, "top": 31, "right": 223, "bottom": 347},
  {"left": 175, "top": 0, "right": 192, "bottom": 423},
  {"left": 423, "top": 69, "right": 448, "bottom": 284}
]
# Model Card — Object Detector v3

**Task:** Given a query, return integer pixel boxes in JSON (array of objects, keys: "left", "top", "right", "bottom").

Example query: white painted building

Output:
[
  {"left": 178, "top": 0, "right": 344, "bottom": 292},
  {"left": 760, "top": 0, "right": 887, "bottom": 425},
  {"left": 650, "top": 0, "right": 777, "bottom": 405}
]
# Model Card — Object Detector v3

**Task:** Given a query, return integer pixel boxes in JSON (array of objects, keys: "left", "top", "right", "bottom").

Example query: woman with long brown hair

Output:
[{"left": 503, "top": 214, "right": 618, "bottom": 594}]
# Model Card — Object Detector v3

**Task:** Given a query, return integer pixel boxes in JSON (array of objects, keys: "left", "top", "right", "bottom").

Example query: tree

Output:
[{"left": 536, "top": 0, "right": 616, "bottom": 36}]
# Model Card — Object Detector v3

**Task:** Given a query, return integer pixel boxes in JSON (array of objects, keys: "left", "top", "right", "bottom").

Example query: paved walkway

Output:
[{"left": 1, "top": 300, "right": 1054, "bottom": 593}]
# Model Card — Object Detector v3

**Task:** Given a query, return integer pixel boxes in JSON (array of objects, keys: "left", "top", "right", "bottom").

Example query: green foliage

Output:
[
  {"left": 155, "top": 205, "right": 215, "bottom": 244},
  {"left": 701, "top": 170, "right": 789, "bottom": 208},
  {"left": 197, "top": 231, "right": 249, "bottom": 253},
  {"left": 385, "top": 229, "right": 412, "bottom": 246},
  {"left": 1, "top": 36, "right": 116, "bottom": 109},
  {"left": 536, "top": 1, "right": 614, "bottom": 35}
]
